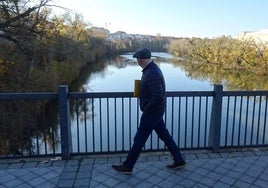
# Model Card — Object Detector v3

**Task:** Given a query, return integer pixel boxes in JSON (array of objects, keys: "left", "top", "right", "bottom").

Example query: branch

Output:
[
  {"left": 0, "top": 33, "right": 20, "bottom": 47},
  {"left": 0, "top": 0, "right": 52, "bottom": 30},
  {"left": 0, "top": 7, "right": 38, "bottom": 29}
]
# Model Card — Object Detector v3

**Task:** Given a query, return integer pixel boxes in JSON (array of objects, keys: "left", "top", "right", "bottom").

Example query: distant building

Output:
[
  {"left": 90, "top": 27, "right": 109, "bottom": 38},
  {"left": 89, "top": 27, "right": 169, "bottom": 43},
  {"left": 108, "top": 31, "right": 155, "bottom": 42},
  {"left": 109, "top": 31, "right": 129, "bottom": 40},
  {"left": 237, "top": 29, "right": 268, "bottom": 45}
]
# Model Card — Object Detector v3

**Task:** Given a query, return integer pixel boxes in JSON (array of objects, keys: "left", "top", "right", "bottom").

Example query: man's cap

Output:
[{"left": 133, "top": 48, "right": 151, "bottom": 59}]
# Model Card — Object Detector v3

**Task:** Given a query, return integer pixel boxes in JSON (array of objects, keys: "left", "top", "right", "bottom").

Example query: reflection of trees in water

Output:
[
  {"left": 70, "top": 56, "right": 138, "bottom": 93},
  {"left": 172, "top": 60, "right": 268, "bottom": 90},
  {"left": 70, "top": 99, "right": 93, "bottom": 124},
  {"left": 0, "top": 100, "right": 60, "bottom": 156},
  {"left": 70, "top": 59, "right": 107, "bottom": 92},
  {"left": 1, "top": 56, "right": 117, "bottom": 157}
]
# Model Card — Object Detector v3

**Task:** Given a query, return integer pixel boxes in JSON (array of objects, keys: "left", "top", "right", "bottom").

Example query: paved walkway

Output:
[{"left": 0, "top": 149, "right": 268, "bottom": 188}]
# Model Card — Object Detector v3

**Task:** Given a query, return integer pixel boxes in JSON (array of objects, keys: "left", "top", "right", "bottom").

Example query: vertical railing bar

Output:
[
  {"left": 256, "top": 96, "right": 262, "bottom": 145},
  {"left": 91, "top": 98, "right": 94, "bottom": 152},
  {"left": 184, "top": 97, "right": 188, "bottom": 148},
  {"left": 169, "top": 97, "right": 174, "bottom": 150},
  {"left": 107, "top": 98, "right": 110, "bottom": 152},
  {"left": 99, "top": 98, "right": 103, "bottom": 152},
  {"left": 58, "top": 85, "right": 72, "bottom": 159},
  {"left": 163, "top": 99, "right": 167, "bottom": 150},
  {"left": 34, "top": 102, "right": 40, "bottom": 156},
  {"left": 129, "top": 98, "right": 131, "bottom": 150},
  {"left": 84, "top": 99, "right": 88, "bottom": 152},
  {"left": 244, "top": 96, "right": 250, "bottom": 145},
  {"left": 198, "top": 96, "right": 201, "bottom": 148},
  {"left": 122, "top": 98, "right": 125, "bottom": 151},
  {"left": 178, "top": 97, "right": 181, "bottom": 147},
  {"left": 136, "top": 97, "right": 140, "bottom": 151},
  {"left": 162, "top": 97, "right": 169, "bottom": 150},
  {"left": 8, "top": 102, "right": 15, "bottom": 155},
  {"left": 50, "top": 100, "right": 56, "bottom": 155},
  {"left": 191, "top": 97, "right": 195, "bottom": 148},
  {"left": 114, "top": 98, "right": 117, "bottom": 151},
  {"left": 75, "top": 99, "right": 80, "bottom": 153},
  {"left": 250, "top": 96, "right": 256, "bottom": 145},
  {"left": 238, "top": 96, "right": 243, "bottom": 146},
  {"left": 26, "top": 102, "right": 32, "bottom": 156},
  {"left": 137, "top": 98, "right": 144, "bottom": 151},
  {"left": 204, "top": 96, "right": 208, "bottom": 147},
  {"left": 17, "top": 100, "right": 23, "bottom": 155},
  {"left": 231, "top": 96, "right": 237, "bottom": 146},
  {"left": 225, "top": 96, "right": 230, "bottom": 146},
  {"left": 171, "top": 97, "right": 174, "bottom": 137},
  {"left": 41, "top": 104, "right": 48, "bottom": 155},
  {"left": 209, "top": 85, "right": 223, "bottom": 151},
  {"left": 262, "top": 96, "right": 268, "bottom": 144},
  {"left": 8, "top": 101, "right": 13, "bottom": 155},
  {"left": 6, "top": 101, "right": 13, "bottom": 155},
  {"left": 42, "top": 104, "right": 48, "bottom": 155}
]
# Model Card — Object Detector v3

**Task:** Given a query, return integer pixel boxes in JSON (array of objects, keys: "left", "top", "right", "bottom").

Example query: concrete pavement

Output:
[{"left": 0, "top": 149, "right": 268, "bottom": 187}]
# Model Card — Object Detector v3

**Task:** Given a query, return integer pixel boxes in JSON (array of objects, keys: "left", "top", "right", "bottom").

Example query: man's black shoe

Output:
[
  {"left": 167, "top": 160, "right": 186, "bottom": 169},
  {"left": 112, "top": 164, "right": 132, "bottom": 175}
]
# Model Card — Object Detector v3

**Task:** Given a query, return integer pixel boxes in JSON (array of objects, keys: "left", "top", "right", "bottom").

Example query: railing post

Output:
[
  {"left": 58, "top": 85, "right": 72, "bottom": 159},
  {"left": 209, "top": 84, "right": 223, "bottom": 151}
]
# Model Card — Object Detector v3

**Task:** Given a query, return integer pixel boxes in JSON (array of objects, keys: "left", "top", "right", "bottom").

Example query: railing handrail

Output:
[
  {"left": 223, "top": 90, "right": 268, "bottom": 96},
  {"left": 1, "top": 90, "right": 267, "bottom": 100}
]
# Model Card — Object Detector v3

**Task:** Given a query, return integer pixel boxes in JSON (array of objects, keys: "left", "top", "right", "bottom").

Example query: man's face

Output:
[{"left": 137, "top": 58, "right": 142, "bottom": 67}]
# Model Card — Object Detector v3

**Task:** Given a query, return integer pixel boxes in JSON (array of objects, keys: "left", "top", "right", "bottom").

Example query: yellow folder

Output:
[{"left": 133, "top": 80, "right": 141, "bottom": 97}]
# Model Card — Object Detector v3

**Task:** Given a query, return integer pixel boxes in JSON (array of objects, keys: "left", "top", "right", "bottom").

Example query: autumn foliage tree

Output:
[
  {"left": 0, "top": 0, "right": 113, "bottom": 156},
  {"left": 167, "top": 36, "right": 268, "bottom": 75},
  {"left": 0, "top": 0, "right": 110, "bottom": 92}
]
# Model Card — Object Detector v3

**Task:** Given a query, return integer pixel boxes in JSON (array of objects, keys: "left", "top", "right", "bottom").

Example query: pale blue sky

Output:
[{"left": 54, "top": 0, "right": 268, "bottom": 38}]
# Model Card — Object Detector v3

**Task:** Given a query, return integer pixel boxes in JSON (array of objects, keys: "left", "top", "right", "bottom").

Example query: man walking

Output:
[{"left": 112, "top": 48, "right": 186, "bottom": 175}]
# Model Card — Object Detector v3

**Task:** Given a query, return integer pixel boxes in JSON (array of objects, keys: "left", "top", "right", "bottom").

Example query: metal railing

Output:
[{"left": 0, "top": 85, "right": 267, "bottom": 159}]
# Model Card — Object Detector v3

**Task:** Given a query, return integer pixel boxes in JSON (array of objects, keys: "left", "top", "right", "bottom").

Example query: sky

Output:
[{"left": 53, "top": 0, "right": 268, "bottom": 38}]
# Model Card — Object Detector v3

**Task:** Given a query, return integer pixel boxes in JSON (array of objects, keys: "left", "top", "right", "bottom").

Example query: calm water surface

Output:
[{"left": 83, "top": 52, "right": 213, "bottom": 92}]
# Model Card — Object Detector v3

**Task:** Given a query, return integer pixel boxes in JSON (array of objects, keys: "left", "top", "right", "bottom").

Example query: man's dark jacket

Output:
[{"left": 139, "top": 61, "right": 166, "bottom": 114}]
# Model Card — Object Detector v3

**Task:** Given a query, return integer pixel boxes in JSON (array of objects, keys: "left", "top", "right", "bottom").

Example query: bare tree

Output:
[{"left": 0, "top": 0, "right": 53, "bottom": 49}]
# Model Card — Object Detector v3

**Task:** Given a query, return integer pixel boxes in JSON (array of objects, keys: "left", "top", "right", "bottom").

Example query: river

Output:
[{"left": 80, "top": 52, "right": 213, "bottom": 93}]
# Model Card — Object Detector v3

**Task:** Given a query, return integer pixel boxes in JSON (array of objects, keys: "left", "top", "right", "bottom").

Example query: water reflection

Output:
[
  {"left": 178, "top": 61, "right": 268, "bottom": 91},
  {"left": 0, "top": 100, "right": 61, "bottom": 156}
]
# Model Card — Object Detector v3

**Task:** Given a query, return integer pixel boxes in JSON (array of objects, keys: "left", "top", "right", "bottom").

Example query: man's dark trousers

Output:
[{"left": 123, "top": 110, "right": 184, "bottom": 169}]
